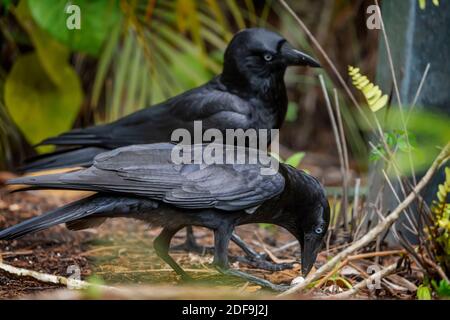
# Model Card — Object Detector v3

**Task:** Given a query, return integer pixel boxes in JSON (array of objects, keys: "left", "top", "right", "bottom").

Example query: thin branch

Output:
[
  {"left": 280, "top": 143, "right": 450, "bottom": 296},
  {"left": 335, "top": 88, "right": 351, "bottom": 230},
  {"left": 352, "top": 178, "right": 361, "bottom": 230},
  {"left": 408, "top": 63, "right": 431, "bottom": 123},
  {"left": 0, "top": 262, "right": 111, "bottom": 290},
  {"left": 374, "top": 1, "right": 402, "bottom": 108},
  {"left": 374, "top": 0, "right": 417, "bottom": 185},
  {"left": 277, "top": 0, "right": 372, "bottom": 128},
  {"left": 382, "top": 169, "right": 418, "bottom": 234},
  {"left": 334, "top": 262, "right": 398, "bottom": 299},
  {"left": 319, "top": 75, "right": 348, "bottom": 231}
]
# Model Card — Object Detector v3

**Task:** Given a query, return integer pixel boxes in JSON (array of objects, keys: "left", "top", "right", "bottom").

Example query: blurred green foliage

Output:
[
  {"left": 430, "top": 167, "right": 450, "bottom": 274},
  {"left": 359, "top": 106, "right": 450, "bottom": 175},
  {"left": 0, "top": 0, "right": 331, "bottom": 168},
  {"left": 418, "top": 0, "right": 440, "bottom": 10},
  {"left": 28, "top": 0, "right": 121, "bottom": 56},
  {"left": 4, "top": 0, "right": 83, "bottom": 147},
  {"left": 0, "top": 0, "right": 276, "bottom": 155}
]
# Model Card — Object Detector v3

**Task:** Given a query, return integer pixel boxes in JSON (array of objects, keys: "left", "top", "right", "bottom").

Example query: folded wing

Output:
[{"left": 10, "top": 144, "right": 284, "bottom": 211}]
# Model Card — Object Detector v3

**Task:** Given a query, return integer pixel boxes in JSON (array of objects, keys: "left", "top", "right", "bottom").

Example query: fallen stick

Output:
[
  {"left": 280, "top": 143, "right": 450, "bottom": 296},
  {"left": 333, "top": 263, "right": 398, "bottom": 299},
  {"left": 0, "top": 262, "right": 90, "bottom": 289},
  {"left": 0, "top": 262, "right": 114, "bottom": 290},
  {"left": 347, "top": 249, "right": 405, "bottom": 261}
]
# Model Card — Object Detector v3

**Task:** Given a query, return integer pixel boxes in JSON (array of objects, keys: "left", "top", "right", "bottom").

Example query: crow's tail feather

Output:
[
  {"left": 0, "top": 195, "right": 158, "bottom": 240},
  {"left": 38, "top": 128, "right": 104, "bottom": 147},
  {"left": 20, "top": 147, "right": 107, "bottom": 173},
  {"left": 0, "top": 194, "right": 103, "bottom": 240}
]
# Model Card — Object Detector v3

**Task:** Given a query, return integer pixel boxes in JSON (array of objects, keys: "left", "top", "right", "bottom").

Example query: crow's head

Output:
[
  {"left": 281, "top": 167, "right": 330, "bottom": 276},
  {"left": 221, "top": 28, "right": 320, "bottom": 88},
  {"left": 297, "top": 194, "right": 330, "bottom": 276}
]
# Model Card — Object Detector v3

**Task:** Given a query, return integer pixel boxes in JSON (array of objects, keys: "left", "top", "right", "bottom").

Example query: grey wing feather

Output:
[{"left": 8, "top": 144, "right": 285, "bottom": 211}]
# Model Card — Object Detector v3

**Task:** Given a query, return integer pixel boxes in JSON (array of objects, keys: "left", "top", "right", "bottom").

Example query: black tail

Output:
[
  {"left": 0, "top": 195, "right": 158, "bottom": 240},
  {"left": 0, "top": 195, "right": 107, "bottom": 240},
  {"left": 21, "top": 147, "right": 107, "bottom": 172},
  {"left": 38, "top": 127, "right": 105, "bottom": 147}
]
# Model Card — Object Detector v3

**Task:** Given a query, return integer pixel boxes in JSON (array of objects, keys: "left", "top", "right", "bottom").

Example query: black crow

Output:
[
  {"left": 3, "top": 144, "right": 329, "bottom": 290},
  {"left": 20, "top": 27, "right": 320, "bottom": 263},
  {"left": 22, "top": 28, "right": 320, "bottom": 171}
]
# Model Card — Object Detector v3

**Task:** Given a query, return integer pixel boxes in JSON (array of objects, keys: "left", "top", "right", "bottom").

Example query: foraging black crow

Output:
[
  {"left": 20, "top": 27, "right": 320, "bottom": 262},
  {"left": 3, "top": 144, "right": 329, "bottom": 290}
]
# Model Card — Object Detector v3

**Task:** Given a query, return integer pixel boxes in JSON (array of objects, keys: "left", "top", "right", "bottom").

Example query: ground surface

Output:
[
  {"left": 0, "top": 186, "right": 305, "bottom": 299},
  {"left": 0, "top": 173, "right": 420, "bottom": 300}
]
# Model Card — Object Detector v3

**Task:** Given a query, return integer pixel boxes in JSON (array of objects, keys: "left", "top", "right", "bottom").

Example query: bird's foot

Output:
[
  {"left": 228, "top": 234, "right": 294, "bottom": 271},
  {"left": 233, "top": 256, "right": 297, "bottom": 272},
  {"left": 218, "top": 267, "right": 290, "bottom": 292},
  {"left": 170, "top": 237, "right": 214, "bottom": 255}
]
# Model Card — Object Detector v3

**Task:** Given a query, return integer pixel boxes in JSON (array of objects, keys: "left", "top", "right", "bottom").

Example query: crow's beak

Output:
[
  {"left": 281, "top": 42, "right": 321, "bottom": 68},
  {"left": 300, "top": 235, "right": 322, "bottom": 276}
]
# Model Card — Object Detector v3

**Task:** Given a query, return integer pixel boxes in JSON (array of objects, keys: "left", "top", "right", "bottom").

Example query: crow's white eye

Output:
[
  {"left": 314, "top": 227, "right": 323, "bottom": 234},
  {"left": 263, "top": 53, "right": 273, "bottom": 61}
]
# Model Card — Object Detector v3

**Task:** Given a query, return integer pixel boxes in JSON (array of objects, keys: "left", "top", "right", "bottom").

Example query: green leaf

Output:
[
  {"left": 4, "top": 52, "right": 82, "bottom": 146},
  {"left": 285, "top": 101, "right": 298, "bottom": 122},
  {"left": 369, "top": 146, "right": 385, "bottom": 162},
  {"left": 5, "top": 1, "right": 83, "bottom": 147},
  {"left": 27, "top": 0, "right": 121, "bottom": 56},
  {"left": 417, "top": 284, "right": 432, "bottom": 300},
  {"left": 1, "top": 0, "right": 12, "bottom": 11},
  {"left": 285, "top": 152, "right": 306, "bottom": 168},
  {"left": 384, "top": 131, "right": 397, "bottom": 149},
  {"left": 436, "top": 280, "right": 450, "bottom": 298}
]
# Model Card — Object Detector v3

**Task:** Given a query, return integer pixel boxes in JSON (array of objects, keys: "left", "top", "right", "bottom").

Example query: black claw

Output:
[
  {"left": 232, "top": 256, "right": 296, "bottom": 271},
  {"left": 220, "top": 268, "right": 291, "bottom": 292}
]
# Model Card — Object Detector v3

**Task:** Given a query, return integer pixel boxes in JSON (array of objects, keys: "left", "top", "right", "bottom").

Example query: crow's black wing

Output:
[
  {"left": 39, "top": 80, "right": 251, "bottom": 149},
  {"left": 10, "top": 144, "right": 284, "bottom": 211}
]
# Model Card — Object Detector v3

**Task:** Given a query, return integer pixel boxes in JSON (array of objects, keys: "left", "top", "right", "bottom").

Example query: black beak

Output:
[
  {"left": 281, "top": 41, "right": 321, "bottom": 68},
  {"left": 300, "top": 235, "right": 322, "bottom": 276}
]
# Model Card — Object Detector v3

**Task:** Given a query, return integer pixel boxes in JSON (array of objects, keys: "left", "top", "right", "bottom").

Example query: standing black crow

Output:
[
  {"left": 3, "top": 144, "right": 329, "bottom": 290},
  {"left": 23, "top": 28, "right": 320, "bottom": 171},
  {"left": 20, "top": 27, "right": 320, "bottom": 260}
]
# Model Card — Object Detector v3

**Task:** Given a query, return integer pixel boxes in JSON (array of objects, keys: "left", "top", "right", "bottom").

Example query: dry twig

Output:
[
  {"left": 334, "top": 262, "right": 398, "bottom": 299},
  {"left": 0, "top": 262, "right": 99, "bottom": 289}
]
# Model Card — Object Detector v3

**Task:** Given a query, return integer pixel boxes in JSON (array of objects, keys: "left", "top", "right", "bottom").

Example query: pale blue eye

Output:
[
  {"left": 315, "top": 227, "right": 323, "bottom": 234},
  {"left": 264, "top": 54, "right": 273, "bottom": 61}
]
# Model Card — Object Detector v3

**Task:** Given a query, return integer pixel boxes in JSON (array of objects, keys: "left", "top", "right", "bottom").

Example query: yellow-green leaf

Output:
[
  {"left": 348, "top": 65, "right": 388, "bottom": 112},
  {"left": 4, "top": 53, "right": 82, "bottom": 146}
]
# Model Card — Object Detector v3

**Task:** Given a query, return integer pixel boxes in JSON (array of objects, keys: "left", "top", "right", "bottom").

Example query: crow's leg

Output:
[
  {"left": 170, "top": 226, "right": 214, "bottom": 255},
  {"left": 212, "top": 225, "right": 289, "bottom": 292},
  {"left": 154, "top": 227, "right": 192, "bottom": 281},
  {"left": 229, "top": 234, "right": 296, "bottom": 271},
  {"left": 212, "top": 224, "right": 234, "bottom": 269},
  {"left": 172, "top": 229, "right": 295, "bottom": 272}
]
